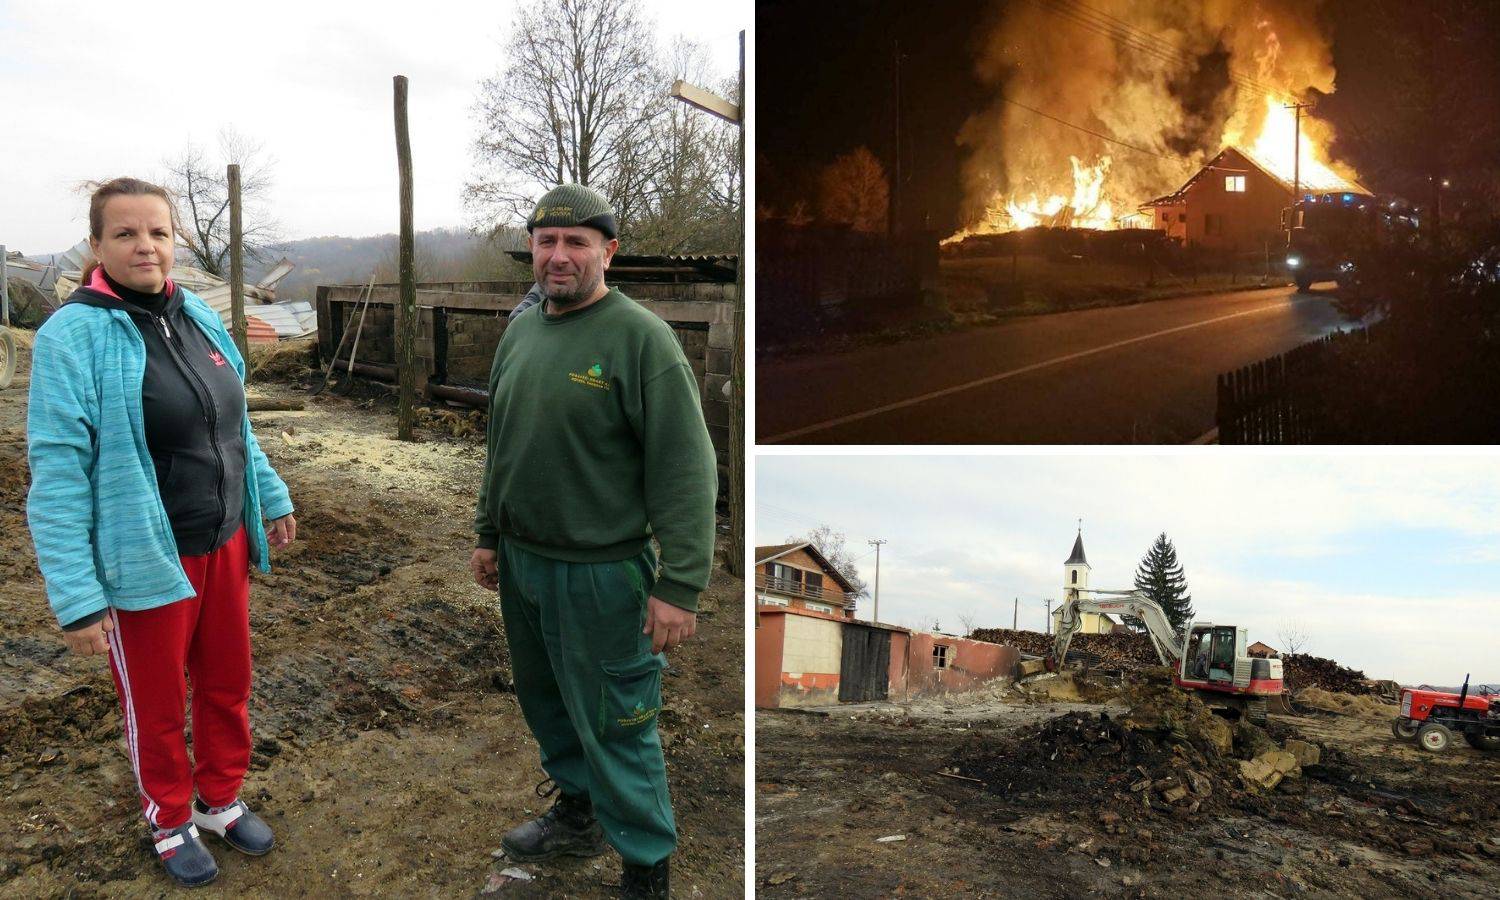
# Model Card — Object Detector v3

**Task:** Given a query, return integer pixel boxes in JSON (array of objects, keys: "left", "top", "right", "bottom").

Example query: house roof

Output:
[
  {"left": 1142, "top": 146, "right": 1371, "bottom": 209},
  {"left": 754, "top": 542, "right": 860, "bottom": 595},
  {"left": 1065, "top": 532, "right": 1089, "bottom": 567}
]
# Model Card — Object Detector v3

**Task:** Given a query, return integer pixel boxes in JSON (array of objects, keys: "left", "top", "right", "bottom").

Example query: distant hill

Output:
[
  {"left": 256, "top": 226, "right": 531, "bottom": 299},
  {"left": 28, "top": 226, "right": 532, "bottom": 301}
]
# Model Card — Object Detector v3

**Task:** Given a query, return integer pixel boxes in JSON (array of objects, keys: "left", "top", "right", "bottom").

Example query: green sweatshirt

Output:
[{"left": 474, "top": 288, "right": 718, "bottom": 610}]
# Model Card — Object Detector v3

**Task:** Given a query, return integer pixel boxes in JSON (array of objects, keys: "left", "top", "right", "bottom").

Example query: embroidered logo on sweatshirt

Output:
[
  {"left": 207, "top": 350, "right": 227, "bottom": 367},
  {"left": 568, "top": 362, "right": 609, "bottom": 391}
]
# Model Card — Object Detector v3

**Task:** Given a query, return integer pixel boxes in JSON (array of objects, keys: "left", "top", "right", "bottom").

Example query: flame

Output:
[
  {"left": 942, "top": 156, "right": 1117, "bottom": 245},
  {"left": 1240, "top": 96, "right": 1354, "bottom": 193}
]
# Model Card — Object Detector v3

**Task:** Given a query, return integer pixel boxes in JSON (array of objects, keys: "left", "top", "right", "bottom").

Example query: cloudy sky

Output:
[
  {"left": 0, "top": 0, "right": 746, "bottom": 255},
  {"left": 756, "top": 453, "right": 1500, "bottom": 685}
]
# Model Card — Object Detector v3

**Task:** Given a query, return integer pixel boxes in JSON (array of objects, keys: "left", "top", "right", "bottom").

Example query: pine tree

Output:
[{"left": 1133, "top": 533, "right": 1194, "bottom": 630}]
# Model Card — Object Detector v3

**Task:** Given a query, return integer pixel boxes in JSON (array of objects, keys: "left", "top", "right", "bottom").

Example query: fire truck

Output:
[
  {"left": 1284, "top": 191, "right": 1380, "bottom": 292},
  {"left": 1390, "top": 675, "right": 1500, "bottom": 753}
]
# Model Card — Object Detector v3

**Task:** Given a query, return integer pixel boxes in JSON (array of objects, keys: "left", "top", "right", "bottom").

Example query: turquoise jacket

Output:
[{"left": 26, "top": 288, "right": 293, "bottom": 628}]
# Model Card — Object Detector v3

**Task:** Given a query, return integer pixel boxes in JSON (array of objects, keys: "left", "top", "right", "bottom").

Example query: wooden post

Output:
[
  {"left": 227, "top": 165, "right": 247, "bottom": 361},
  {"left": 1, "top": 243, "right": 10, "bottom": 327},
  {"left": 727, "top": 30, "right": 746, "bottom": 578},
  {"left": 394, "top": 75, "right": 417, "bottom": 440}
]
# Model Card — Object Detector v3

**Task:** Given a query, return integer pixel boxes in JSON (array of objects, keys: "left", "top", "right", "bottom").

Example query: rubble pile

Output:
[
  {"left": 970, "top": 628, "right": 1158, "bottom": 670},
  {"left": 1280, "top": 654, "right": 1374, "bottom": 694},
  {"left": 948, "top": 668, "right": 1492, "bottom": 865}
]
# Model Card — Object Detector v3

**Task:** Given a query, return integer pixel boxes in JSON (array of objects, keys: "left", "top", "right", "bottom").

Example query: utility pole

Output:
[
  {"left": 868, "top": 539, "right": 887, "bottom": 625},
  {"left": 670, "top": 31, "right": 745, "bottom": 577},
  {"left": 1284, "top": 101, "right": 1313, "bottom": 233},
  {"left": 227, "top": 165, "right": 247, "bottom": 361},
  {"left": 1044, "top": 597, "right": 1052, "bottom": 634},
  {"left": 1013, "top": 597, "right": 1018, "bottom": 631},
  {"left": 892, "top": 39, "right": 901, "bottom": 235}
]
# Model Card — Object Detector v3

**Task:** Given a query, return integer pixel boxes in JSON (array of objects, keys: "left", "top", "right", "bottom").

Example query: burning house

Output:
[
  {"left": 947, "top": 3, "right": 1367, "bottom": 252},
  {"left": 1142, "top": 145, "right": 1370, "bottom": 250}
]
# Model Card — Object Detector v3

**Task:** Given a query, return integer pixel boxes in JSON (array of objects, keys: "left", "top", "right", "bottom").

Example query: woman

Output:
[{"left": 27, "top": 177, "right": 297, "bottom": 887}]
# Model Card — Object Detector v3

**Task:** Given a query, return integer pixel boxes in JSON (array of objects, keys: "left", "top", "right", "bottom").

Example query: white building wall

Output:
[{"left": 781, "top": 615, "right": 843, "bottom": 675}]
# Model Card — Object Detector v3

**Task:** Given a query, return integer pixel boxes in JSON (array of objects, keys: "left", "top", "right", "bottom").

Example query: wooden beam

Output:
[{"left": 670, "top": 79, "right": 740, "bottom": 124}]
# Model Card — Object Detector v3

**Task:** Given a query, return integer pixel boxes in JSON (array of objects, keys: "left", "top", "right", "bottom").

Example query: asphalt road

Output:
[{"left": 757, "top": 284, "right": 1358, "bottom": 444}]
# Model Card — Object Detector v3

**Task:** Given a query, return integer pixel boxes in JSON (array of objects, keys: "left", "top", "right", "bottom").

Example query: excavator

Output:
[{"left": 1045, "top": 588, "right": 1287, "bottom": 725}]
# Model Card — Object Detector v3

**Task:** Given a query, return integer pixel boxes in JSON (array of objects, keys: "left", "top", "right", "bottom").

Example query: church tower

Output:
[{"left": 1063, "top": 526, "right": 1090, "bottom": 600}]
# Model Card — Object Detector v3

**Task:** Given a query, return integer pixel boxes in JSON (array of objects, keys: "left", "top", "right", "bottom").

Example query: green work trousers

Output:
[{"left": 498, "top": 538, "right": 676, "bottom": 866}]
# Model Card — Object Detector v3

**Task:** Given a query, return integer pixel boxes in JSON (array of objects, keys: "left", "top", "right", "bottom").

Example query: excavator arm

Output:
[{"left": 1049, "top": 589, "right": 1184, "bottom": 673}]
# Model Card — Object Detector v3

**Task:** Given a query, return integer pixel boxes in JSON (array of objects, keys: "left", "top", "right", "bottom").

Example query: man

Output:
[{"left": 470, "top": 183, "right": 718, "bottom": 899}]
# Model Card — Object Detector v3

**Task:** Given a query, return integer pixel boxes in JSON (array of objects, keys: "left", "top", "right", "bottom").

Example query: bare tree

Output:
[
  {"left": 956, "top": 610, "right": 978, "bottom": 638},
  {"left": 1277, "top": 620, "right": 1309, "bottom": 656},
  {"left": 163, "top": 129, "right": 281, "bottom": 277},
  {"left": 788, "top": 525, "right": 869, "bottom": 598},
  {"left": 816, "top": 146, "right": 889, "bottom": 233},
  {"left": 466, "top": 0, "right": 664, "bottom": 232}
]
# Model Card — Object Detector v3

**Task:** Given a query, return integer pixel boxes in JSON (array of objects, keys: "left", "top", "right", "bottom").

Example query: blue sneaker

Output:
[
  {"left": 192, "top": 798, "right": 276, "bottom": 856},
  {"left": 151, "top": 822, "right": 218, "bottom": 887}
]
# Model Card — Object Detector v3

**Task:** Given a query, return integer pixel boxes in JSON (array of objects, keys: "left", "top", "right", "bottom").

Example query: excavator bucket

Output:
[{"left": 1265, "top": 692, "right": 1298, "bottom": 716}]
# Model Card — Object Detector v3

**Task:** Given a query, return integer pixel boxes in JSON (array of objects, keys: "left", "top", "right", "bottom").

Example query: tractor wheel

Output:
[
  {"left": 1417, "top": 721, "right": 1453, "bottom": 753},
  {"left": 1463, "top": 731, "right": 1500, "bottom": 752},
  {"left": 1391, "top": 717, "right": 1419, "bottom": 740},
  {"left": 0, "top": 327, "right": 15, "bottom": 390}
]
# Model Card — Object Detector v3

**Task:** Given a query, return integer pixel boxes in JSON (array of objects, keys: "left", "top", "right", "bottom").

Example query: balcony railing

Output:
[{"left": 755, "top": 574, "right": 835, "bottom": 602}]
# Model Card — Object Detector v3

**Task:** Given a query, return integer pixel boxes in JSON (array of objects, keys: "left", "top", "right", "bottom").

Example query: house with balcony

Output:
[{"left": 754, "top": 542, "right": 857, "bottom": 619}]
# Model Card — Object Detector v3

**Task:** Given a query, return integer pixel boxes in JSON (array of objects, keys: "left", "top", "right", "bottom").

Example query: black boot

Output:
[
  {"left": 499, "top": 781, "right": 607, "bottom": 862},
  {"left": 621, "top": 857, "right": 670, "bottom": 899}
]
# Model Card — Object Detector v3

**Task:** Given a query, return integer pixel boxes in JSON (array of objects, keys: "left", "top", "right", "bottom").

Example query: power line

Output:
[
  {"left": 1048, "top": 0, "right": 1295, "bottom": 101},
  {"left": 1021, "top": 0, "right": 1297, "bottom": 106},
  {"left": 994, "top": 94, "right": 1176, "bottom": 160}
]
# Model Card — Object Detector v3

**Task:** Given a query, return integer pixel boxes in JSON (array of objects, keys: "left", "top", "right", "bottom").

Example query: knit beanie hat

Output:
[{"left": 526, "top": 183, "right": 617, "bottom": 239}]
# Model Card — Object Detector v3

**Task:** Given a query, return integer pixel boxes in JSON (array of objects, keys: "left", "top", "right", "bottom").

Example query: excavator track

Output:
[{"left": 1247, "top": 698, "right": 1269, "bottom": 727}]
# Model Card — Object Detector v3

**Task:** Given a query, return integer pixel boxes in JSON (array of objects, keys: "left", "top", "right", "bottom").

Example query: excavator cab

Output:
[{"left": 1179, "top": 624, "right": 1251, "bottom": 688}]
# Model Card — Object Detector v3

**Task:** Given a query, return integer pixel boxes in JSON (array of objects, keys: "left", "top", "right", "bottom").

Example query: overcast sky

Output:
[
  {"left": 756, "top": 453, "right": 1500, "bottom": 685},
  {"left": 0, "top": 0, "right": 746, "bottom": 255}
]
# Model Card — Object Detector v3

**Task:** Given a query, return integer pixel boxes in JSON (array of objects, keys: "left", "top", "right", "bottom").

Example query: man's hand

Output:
[
  {"left": 63, "top": 617, "right": 113, "bottom": 657},
  {"left": 470, "top": 548, "right": 500, "bottom": 591},
  {"left": 643, "top": 596, "right": 696, "bottom": 654},
  {"left": 267, "top": 514, "right": 298, "bottom": 549}
]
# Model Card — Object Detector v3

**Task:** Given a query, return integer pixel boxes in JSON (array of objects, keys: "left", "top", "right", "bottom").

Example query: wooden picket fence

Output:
[{"left": 1215, "top": 327, "right": 1374, "bottom": 443}]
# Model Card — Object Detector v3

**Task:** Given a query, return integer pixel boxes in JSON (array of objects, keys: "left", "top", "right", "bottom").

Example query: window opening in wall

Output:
[
  {"left": 1225, "top": 175, "right": 1246, "bottom": 192},
  {"left": 933, "top": 644, "right": 950, "bottom": 669}
]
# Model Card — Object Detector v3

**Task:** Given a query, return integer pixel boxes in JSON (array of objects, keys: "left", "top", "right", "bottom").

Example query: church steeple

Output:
[
  {"left": 1064, "top": 523, "right": 1091, "bottom": 592},
  {"left": 1065, "top": 529, "right": 1088, "bottom": 566}
]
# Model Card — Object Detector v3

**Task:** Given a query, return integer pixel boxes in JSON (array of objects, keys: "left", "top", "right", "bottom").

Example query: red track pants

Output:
[{"left": 104, "top": 528, "right": 252, "bottom": 829}]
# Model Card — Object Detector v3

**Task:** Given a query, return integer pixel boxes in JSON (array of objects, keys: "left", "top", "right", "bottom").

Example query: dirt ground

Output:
[
  {"left": 756, "top": 678, "right": 1500, "bottom": 898},
  {"left": 0, "top": 333, "right": 744, "bottom": 898}
]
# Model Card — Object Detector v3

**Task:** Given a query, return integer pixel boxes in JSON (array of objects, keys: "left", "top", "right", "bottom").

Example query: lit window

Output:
[
  {"left": 1225, "top": 175, "right": 1246, "bottom": 192},
  {"left": 933, "top": 645, "right": 950, "bottom": 669}
]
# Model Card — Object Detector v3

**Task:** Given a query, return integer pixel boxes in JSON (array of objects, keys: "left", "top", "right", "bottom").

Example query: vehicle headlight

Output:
[{"left": 1286, "top": 256, "right": 1301, "bottom": 268}]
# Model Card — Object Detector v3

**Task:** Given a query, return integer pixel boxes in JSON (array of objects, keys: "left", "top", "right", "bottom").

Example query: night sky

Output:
[
  {"left": 756, "top": 0, "right": 994, "bottom": 233},
  {"left": 757, "top": 0, "right": 1500, "bottom": 232}
]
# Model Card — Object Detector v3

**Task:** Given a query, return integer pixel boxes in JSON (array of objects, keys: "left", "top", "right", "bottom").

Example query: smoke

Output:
[{"left": 955, "top": 0, "right": 1340, "bottom": 229}]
